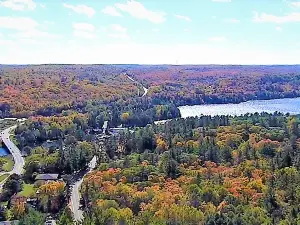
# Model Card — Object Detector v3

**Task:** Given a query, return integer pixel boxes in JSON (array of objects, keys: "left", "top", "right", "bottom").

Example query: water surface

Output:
[
  {"left": 179, "top": 97, "right": 300, "bottom": 118},
  {"left": 0, "top": 146, "right": 9, "bottom": 156}
]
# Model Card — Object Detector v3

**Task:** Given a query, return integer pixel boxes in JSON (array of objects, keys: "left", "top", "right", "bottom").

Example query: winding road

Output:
[
  {"left": 70, "top": 156, "right": 97, "bottom": 222},
  {"left": 126, "top": 74, "right": 148, "bottom": 97},
  {"left": 0, "top": 125, "right": 25, "bottom": 190},
  {"left": 70, "top": 74, "right": 148, "bottom": 221},
  {"left": 1, "top": 74, "right": 148, "bottom": 222},
  {"left": 0, "top": 120, "right": 98, "bottom": 222},
  {"left": 142, "top": 86, "right": 148, "bottom": 97}
]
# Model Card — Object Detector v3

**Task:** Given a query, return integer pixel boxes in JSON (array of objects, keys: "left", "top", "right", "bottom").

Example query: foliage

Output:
[
  {"left": 57, "top": 207, "right": 74, "bottom": 225},
  {"left": 0, "top": 174, "right": 22, "bottom": 202},
  {"left": 38, "top": 181, "right": 66, "bottom": 213},
  {"left": 3, "top": 64, "right": 300, "bottom": 224},
  {"left": 19, "top": 208, "right": 45, "bottom": 225},
  {"left": 80, "top": 113, "right": 300, "bottom": 224},
  {"left": 127, "top": 65, "right": 300, "bottom": 107},
  {"left": 0, "top": 65, "right": 139, "bottom": 117},
  {"left": 2, "top": 156, "right": 14, "bottom": 172},
  {"left": 0, "top": 174, "right": 9, "bottom": 183}
]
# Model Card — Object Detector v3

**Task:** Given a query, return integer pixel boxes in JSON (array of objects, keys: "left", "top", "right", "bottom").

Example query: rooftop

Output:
[
  {"left": 35, "top": 174, "right": 59, "bottom": 181},
  {"left": 0, "top": 221, "right": 19, "bottom": 225}
]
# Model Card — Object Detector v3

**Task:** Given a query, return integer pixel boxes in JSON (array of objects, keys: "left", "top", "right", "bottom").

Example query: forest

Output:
[
  {"left": 126, "top": 65, "right": 300, "bottom": 106},
  {"left": 2, "top": 64, "right": 300, "bottom": 224},
  {"left": 2, "top": 112, "right": 300, "bottom": 224},
  {"left": 0, "top": 65, "right": 139, "bottom": 117},
  {"left": 2, "top": 65, "right": 300, "bottom": 118},
  {"left": 80, "top": 113, "right": 300, "bottom": 225}
]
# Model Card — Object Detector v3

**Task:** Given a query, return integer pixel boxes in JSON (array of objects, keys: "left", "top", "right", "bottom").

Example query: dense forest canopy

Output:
[
  {"left": 2, "top": 65, "right": 300, "bottom": 117},
  {"left": 2, "top": 64, "right": 300, "bottom": 224},
  {"left": 127, "top": 65, "right": 300, "bottom": 106},
  {"left": 0, "top": 65, "right": 139, "bottom": 117},
  {"left": 4, "top": 112, "right": 300, "bottom": 224},
  {"left": 80, "top": 113, "right": 300, "bottom": 224}
]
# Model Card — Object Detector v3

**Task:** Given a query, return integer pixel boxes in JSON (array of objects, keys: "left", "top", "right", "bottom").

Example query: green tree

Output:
[
  {"left": 19, "top": 208, "right": 45, "bottom": 225},
  {"left": 242, "top": 206, "right": 272, "bottom": 225},
  {"left": 58, "top": 207, "right": 74, "bottom": 225}
]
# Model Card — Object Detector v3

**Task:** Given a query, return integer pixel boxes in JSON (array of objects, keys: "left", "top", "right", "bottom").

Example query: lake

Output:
[
  {"left": 0, "top": 146, "right": 9, "bottom": 156},
  {"left": 179, "top": 97, "right": 300, "bottom": 118}
]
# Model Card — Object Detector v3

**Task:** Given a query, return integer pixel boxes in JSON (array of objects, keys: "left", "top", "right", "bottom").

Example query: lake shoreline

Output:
[{"left": 178, "top": 97, "right": 300, "bottom": 118}]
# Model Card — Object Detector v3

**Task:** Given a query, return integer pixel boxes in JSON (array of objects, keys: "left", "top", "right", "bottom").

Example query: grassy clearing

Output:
[
  {"left": 10, "top": 134, "right": 19, "bottom": 147},
  {"left": 0, "top": 119, "right": 16, "bottom": 132},
  {"left": 0, "top": 174, "right": 9, "bottom": 183},
  {"left": 19, "top": 184, "right": 36, "bottom": 197},
  {"left": 0, "top": 201, "right": 8, "bottom": 208},
  {"left": 2, "top": 156, "right": 14, "bottom": 172}
]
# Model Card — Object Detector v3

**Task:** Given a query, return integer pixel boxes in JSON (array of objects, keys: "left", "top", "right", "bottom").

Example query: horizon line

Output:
[{"left": 1, "top": 63, "right": 300, "bottom": 66}]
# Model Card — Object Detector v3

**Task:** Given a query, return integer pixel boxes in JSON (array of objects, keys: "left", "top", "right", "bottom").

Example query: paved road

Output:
[
  {"left": 1, "top": 125, "right": 25, "bottom": 175},
  {"left": 70, "top": 156, "right": 97, "bottom": 222},
  {"left": 102, "top": 121, "right": 108, "bottom": 134},
  {"left": 126, "top": 74, "right": 148, "bottom": 97},
  {"left": 142, "top": 86, "right": 148, "bottom": 97},
  {"left": 0, "top": 125, "right": 25, "bottom": 190}
]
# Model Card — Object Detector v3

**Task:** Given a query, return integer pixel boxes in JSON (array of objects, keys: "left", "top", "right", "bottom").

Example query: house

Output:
[
  {"left": 45, "top": 215, "right": 56, "bottom": 225},
  {"left": 45, "top": 220, "right": 56, "bottom": 225},
  {"left": 154, "top": 119, "right": 171, "bottom": 125},
  {"left": 35, "top": 174, "right": 59, "bottom": 181},
  {"left": 41, "top": 140, "right": 60, "bottom": 151}
]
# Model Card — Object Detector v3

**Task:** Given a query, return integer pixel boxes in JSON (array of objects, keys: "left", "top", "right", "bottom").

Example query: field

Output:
[
  {"left": 2, "top": 156, "right": 13, "bottom": 172},
  {"left": 0, "top": 174, "right": 9, "bottom": 183},
  {"left": 19, "top": 183, "right": 36, "bottom": 197}
]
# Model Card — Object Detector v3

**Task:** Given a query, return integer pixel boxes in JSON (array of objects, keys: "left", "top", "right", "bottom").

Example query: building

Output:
[
  {"left": 35, "top": 174, "right": 59, "bottom": 182},
  {"left": 41, "top": 140, "right": 60, "bottom": 151},
  {"left": 0, "top": 220, "right": 19, "bottom": 225},
  {"left": 45, "top": 220, "right": 56, "bottom": 225}
]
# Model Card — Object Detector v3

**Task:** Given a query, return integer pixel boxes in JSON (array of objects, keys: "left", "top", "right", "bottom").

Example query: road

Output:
[
  {"left": 142, "top": 86, "right": 148, "bottom": 97},
  {"left": 70, "top": 155, "right": 97, "bottom": 222},
  {"left": 125, "top": 74, "right": 148, "bottom": 97},
  {"left": 0, "top": 121, "right": 96, "bottom": 222},
  {"left": 102, "top": 121, "right": 108, "bottom": 134},
  {"left": 0, "top": 125, "right": 25, "bottom": 190}
]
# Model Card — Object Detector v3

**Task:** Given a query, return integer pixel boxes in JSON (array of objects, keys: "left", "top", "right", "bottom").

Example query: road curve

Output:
[
  {"left": 0, "top": 125, "right": 25, "bottom": 190},
  {"left": 70, "top": 156, "right": 97, "bottom": 222},
  {"left": 142, "top": 86, "right": 148, "bottom": 97},
  {"left": 125, "top": 74, "right": 148, "bottom": 97}
]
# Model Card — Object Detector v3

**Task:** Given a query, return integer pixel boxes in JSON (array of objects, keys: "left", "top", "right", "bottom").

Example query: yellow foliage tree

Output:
[
  {"left": 121, "top": 112, "right": 130, "bottom": 124},
  {"left": 12, "top": 201, "right": 26, "bottom": 219}
]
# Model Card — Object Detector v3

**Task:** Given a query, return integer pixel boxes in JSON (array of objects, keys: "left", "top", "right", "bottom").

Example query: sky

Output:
[{"left": 0, "top": 0, "right": 300, "bottom": 64}]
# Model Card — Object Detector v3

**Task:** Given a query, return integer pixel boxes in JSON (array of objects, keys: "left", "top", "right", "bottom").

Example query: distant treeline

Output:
[{"left": 2, "top": 65, "right": 300, "bottom": 118}]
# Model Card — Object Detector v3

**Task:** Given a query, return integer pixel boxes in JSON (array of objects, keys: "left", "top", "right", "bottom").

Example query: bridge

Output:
[{"left": 0, "top": 125, "right": 25, "bottom": 190}]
